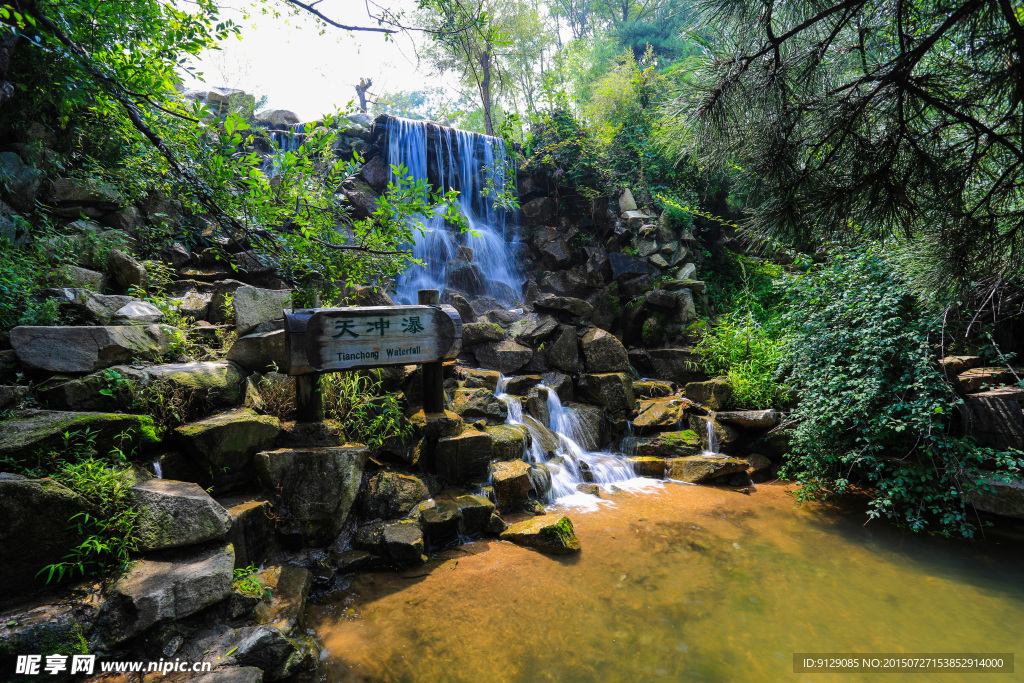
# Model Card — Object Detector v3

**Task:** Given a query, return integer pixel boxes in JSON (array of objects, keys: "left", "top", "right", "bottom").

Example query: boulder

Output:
[
  {"left": 547, "top": 324, "right": 581, "bottom": 374},
  {"left": 224, "top": 498, "right": 277, "bottom": 569},
  {"left": 967, "top": 476, "right": 1024, "bottom": 518},
  {"left": 452, "top": 387, "right": 507, "bottom": 424},
  {"left": 621, "top": 430, "right": 701, "bottom": 459},
  {"left": 636, "top": 237, "right": 658, "bottom": 258},
  {"left": 716, "top": 409, "right": 780, "bottom": 430},
  {"left": 460, "top": 367, "right": 500, "bottom": 392},
  {"left": 462, "top": 321, "right": 506, "bottom": 346},
  {"left": 617, "top": 188, "right": 637, "bottom": 213},
  {"left": 106, "top": 249, "right": 148, "bottom": 291},
  {"left": 63, "top": 265, "right": 104, "bottom": 290},
  {"left": 938, "top": 355, "right": 983, "bottom": 378},
  {"left": 684, "top": 377, "right": 732, "bottom": 411},
  {"left": 0, "top": 151, "right": 43, "bottom": 211},
  {"left": 648, "top": 254, "right": 670, "bottom": 269},
  {"left": 0, "top": 477, "right": 98, "bottom": 592},
  {"left": 11, "top": 324, "right": 174, "bottom": 373},
  {"left": 175, "top": 408, "right": 282, "bottom": 472},
  {"left": 520, "top": 197, "right": 556, "bottom": 226},
  {"left": 233, "top": 286, "right": 292, "bottom": 336},
  {"left": 443, "top": 291, "right": 476, "bottom": 323},
  {"left": 474, "top": 340, "right": 533, "bottom": 374},
  {"left": 44, "top": 288, "right": 135, "bottom": 325},
  {"left": 206, "top": 87, "right": 256, "bottom": 117},
  {"left": 510, "top": 314, "right": 558, "bottom": 346},
  {"left": 487, "top": 423, "right": 530, "bottom": 461},
  {"left": 632, "top": 397, "right": 693, "bottom": 431},
  {"left": 0, "top": 385, "right": 27, "bottom": 410},
  {"left": 435, "top": 429, "right": 492, "bottom": 483},
  {"left": 673, "top": 288, "right": 697, "bottom": 321},
  {"left": 500, "top": 514, "right": 580, "bottom": 554},
  {"left": 453, "top": 494, "right": 496, "bottom": 534},
  {"left": 415, "top": 498, "right": 462, "bottom": 548},
  {"left": 0, "top": 596, "right": 100, "bottom": 676},
  {"left": 254, "top": 445, "right": 368, "bottom": 545},
  {"left": 689, "top": 414, "right": 741, "bottom": 451},
  {"left": 354, "top": 520, "right": 425, "bottom": 565},
  {"left": 256, "top": 109, "right": 301, "bottom": 127},
  {"left": 112, "top": 300, "right": 163, "bottom": 323},
  {"left": 526, "top": 387, "right": 550, "bottom": 426},
  {"left": 534, "top": 294, "right": 594, "bottom": 319},
  {"left": 742, "top": 453, "right": 774, "bottom": 482},
  {"left": 209, "top": 279, "right": 248, "bottom": 324},
  {"left": 490, "top": 460, "right": 533, "bottom": 508},
  {"left": 104, "top": 206, "right": 141, "bottom": 232},
  {"left": 633, "top": 380, "right": 675, "bottom": 398},
  {"left": 174, "top": 289, "right": 213, "bottom": 320},
  {"left": 42, "top": 360, "right": 246, "bottom": 412},
  {"left": 0, "top": 410, "right": 159, "bottom": 459},
  {"left": 576, "top": 373, "right": 635, "bottom": 416},
  {"left": 542, "top": 371, "right": 574, "bottom": 401},
  {"left": 501, "top": 374, "right": 543, "bottom": 395},
  {"left": 629, "top": 456, "right": 667, "bottom": 478},
  {"left": 622, "top": 210, "right": 653, "bottom": 229},
  {"left": 98, "top": 543, "right": 234, "bottom": 646},
  {"left": 538, "top": 238, "right": 572, "bottom": 269},
  {"left": 581, "top": 327, "right": 629, "bottom": 373},
  {"left": 646, "top": 348, "right": 706, "bottom": 385},
  {"left": 962, "top": 392, "right": 1024, "bottom": 450},
  {"left": 645, "top": 289, "right": 676, "bottom": 310},
  {"left": 665, "top": 455, "right": 749, "bottom": 483},
  {"left": 358, "top": 470, "right": 430, "bottom": 519},
  {"left": 675, "top": 263, "right": 697, "bottom": 280},
  {"left": 222, "top": 625, "right": 317, "bottom": 681},
  {"left": 133, "top": 478, "right": 232, "bottom": 552},
  {"left": 227, "top": 329, "right": 290, "bottom": 372}
]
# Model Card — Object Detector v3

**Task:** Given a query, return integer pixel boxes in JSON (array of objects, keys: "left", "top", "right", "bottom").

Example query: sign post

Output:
[
  {"left": 418, "top": 289, "right": 444, "bottom": 414},
  {"left": 284, "top": 289, "right": 462, "bottom": 420}
]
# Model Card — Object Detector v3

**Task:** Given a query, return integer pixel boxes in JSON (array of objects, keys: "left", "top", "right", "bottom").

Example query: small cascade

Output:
[
  {"left": 152, "top": 459, "right": 163, "bottom": 479},
  {"left": 702, "top": 415, "right": 720, "bottom": 455},
  {"left": 262, "top": 123, "right": 306, "bottom": 176},
  {"left": 385, "top": 117, "right": 522, "bottom": 305},
  {"left": 495, "top": 376, "right": 638, "bottom": 505}
]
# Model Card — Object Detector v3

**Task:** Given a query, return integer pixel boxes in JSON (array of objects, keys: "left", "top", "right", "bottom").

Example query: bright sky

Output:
[{"left": 184, "top": 0, "right": 455, "bottom": 121}]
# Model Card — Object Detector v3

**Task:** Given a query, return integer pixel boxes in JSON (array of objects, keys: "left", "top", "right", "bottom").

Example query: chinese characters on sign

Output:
[{"left": 290, "top": 304, "right": 462, "bottom": 374}]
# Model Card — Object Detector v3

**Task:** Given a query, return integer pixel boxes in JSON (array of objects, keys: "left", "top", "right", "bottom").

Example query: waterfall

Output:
[
  {"left": 385, "top": 117, "right": 522, "bottom": 305},
  {"left": 495, "top": 376, "right": 641, "bottom": 506},
  {"left": 262, "top": 123, "right": 306, "bottom": 176},
  {"left": 702, "top": 415, "right": 720, "bottom": 455}
]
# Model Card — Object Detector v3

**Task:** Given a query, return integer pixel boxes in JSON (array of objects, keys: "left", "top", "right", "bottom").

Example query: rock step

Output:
[{"left": 956, "top": 367, "right": 1023, "bottom": 393}]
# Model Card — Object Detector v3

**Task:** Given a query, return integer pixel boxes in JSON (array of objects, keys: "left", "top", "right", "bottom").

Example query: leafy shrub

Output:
[
  {"left": 37, "top": 431, "right": 139, "bottom": 583},
  {"left": 780, "top": 250, "right": 1023, "bottom": 537},
  {"left": 697, "top": 311, "right": 785, "bottom": 409},
  {"left": 321, "top": 371, "right": 411, "bottom": 451}
]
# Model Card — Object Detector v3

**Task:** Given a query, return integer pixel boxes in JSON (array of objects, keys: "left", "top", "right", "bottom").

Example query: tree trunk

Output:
[
  {"left": 355, "top": 77, "right": 372, "bottom": 113},
  {"left": 478, "top": 49, "right": 494, "bottom": 136}
]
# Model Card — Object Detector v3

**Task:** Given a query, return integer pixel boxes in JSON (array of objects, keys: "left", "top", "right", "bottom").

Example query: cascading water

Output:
[
  {"left": 702, "top": 415, "right": 720, "bottom": 455},
  {"left": 385, "top": 117, "right": 522, "bottom": 305},
  {"left": 495, "top": 376, "right": 640, "bottom": 506},
  {"left": 262, "top": 123, "right": 306, "bottom": 176}
]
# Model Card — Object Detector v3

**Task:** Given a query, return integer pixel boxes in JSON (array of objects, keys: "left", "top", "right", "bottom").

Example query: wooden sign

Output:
[{"left": 285, "top": 304, "right": 462, "bottom": 376}]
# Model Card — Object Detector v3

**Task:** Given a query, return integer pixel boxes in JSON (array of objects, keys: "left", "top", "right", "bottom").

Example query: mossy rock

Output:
[
  {"left": 175, "top": 408, "right": 281, "bottom": 472},
  {"left": 621, "top": 430, "right": 701, "bottom": 459},
  {"left": 486, "top": 424, "right": 531, "bottom": 461},
  {"left": 0, "top": 410, "right": 160, "bottom": 460},
  {"left": 500, "top": 514, "right": 581, "bottom": 554}
]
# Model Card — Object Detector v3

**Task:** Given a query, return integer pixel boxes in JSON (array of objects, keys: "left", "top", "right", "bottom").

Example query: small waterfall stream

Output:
[{"left": 495, "top": 375, "right": 647, "bottom": 507}]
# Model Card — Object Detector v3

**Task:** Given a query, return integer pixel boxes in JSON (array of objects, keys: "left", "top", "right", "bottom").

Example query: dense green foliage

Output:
[
  {"left": 662, "top": 0, "right": 1024, "bottom": 296},
  {"left": 780, "top": 251, "right": 1023, "bottom": 537}
]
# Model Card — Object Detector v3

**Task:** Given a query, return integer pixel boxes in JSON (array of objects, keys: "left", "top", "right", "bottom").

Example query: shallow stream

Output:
[{"left": 309, "top": 483, "right": 1024, "bottom": 682}]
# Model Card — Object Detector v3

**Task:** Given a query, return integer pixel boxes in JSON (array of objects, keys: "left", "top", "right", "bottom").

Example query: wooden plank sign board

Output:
[{"left": 285, "top": 304, "right": 462, "bottom": 375}]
